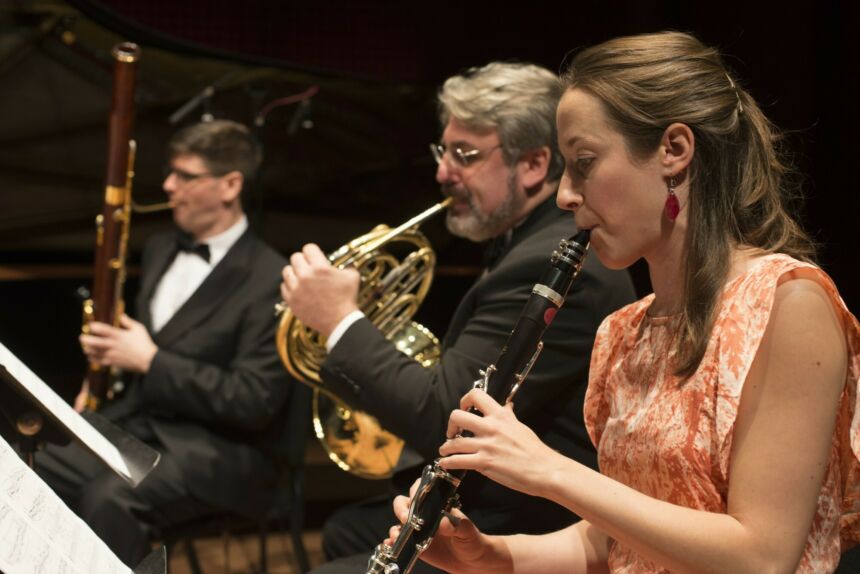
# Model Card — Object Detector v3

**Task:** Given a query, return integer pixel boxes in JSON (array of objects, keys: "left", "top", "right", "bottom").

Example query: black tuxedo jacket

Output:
[
  {"left": 104, "top": 227, "right": 292, "bottom": 518},
  {"left": 321, "top": 198, "right": 637, "bottom": 535}
]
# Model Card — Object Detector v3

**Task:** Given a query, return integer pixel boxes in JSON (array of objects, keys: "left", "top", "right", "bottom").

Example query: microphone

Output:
[
  {"left": 169, "top": 85, "right": 215, "bottom": 125},
  {"left": 255, "top": 86, "right": 319, "bottom": 131},
  {"left": 169, "top": 72, "right": 235, "bottom": 125},
  {"left": 286, "top": 99, "right": 313, "bottom": 135}
]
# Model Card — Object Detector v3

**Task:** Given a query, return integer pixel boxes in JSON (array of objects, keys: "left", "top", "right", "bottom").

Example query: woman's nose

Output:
[{"left": 556, "top": 173, "right": 583, "bottom": 213}]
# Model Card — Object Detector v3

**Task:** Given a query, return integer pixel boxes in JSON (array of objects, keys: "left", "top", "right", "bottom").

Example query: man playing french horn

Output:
[{"left": 281, "top": 61, "right": 637, "bottom": 574}]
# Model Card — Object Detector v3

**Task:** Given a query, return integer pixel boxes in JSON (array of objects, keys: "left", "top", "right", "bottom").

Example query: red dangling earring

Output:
[{"left": 664, "top": 176, "right": 680, "bottom": 221}]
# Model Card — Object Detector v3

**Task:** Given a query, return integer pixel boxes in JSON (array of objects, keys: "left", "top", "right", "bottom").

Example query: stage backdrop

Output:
[{"left": 0, "top": 0, "right": 857, "bottom": 395}]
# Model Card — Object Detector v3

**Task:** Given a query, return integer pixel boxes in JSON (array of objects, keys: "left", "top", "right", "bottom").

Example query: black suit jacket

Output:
[
  {"left": 321, "top": 198, "right": 637, "bottom": 535},
  {"left": 104, "top": 227, "right": 292, "bottom": 518}
]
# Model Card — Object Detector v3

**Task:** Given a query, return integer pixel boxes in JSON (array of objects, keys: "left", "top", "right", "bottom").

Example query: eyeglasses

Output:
[
  {"left": 430, "top": 143, "right": 502, "bottom": 168},
  {"left": 162, "top": 166, "right": 221, "bottom": 184}
]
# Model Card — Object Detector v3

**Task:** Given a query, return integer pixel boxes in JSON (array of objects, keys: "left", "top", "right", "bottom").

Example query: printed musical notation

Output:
[{"left": 0, "top": 437, "right": 132, "bottom": 574}]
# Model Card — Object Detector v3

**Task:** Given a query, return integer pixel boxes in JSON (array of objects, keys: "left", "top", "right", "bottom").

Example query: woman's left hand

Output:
[{"left": 438, "top": 388, "right": 568, "bottom": 499}]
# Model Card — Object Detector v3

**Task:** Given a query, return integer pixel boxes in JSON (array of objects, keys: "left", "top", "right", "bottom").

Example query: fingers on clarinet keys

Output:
[
  {"left": 443, "top": 509, "right": 462, "bottom": 527},
  {"left": 385, "top": 524, "right": 401, "bottom": 546}
]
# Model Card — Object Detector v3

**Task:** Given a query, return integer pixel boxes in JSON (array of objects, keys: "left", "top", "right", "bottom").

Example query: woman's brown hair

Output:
[{"left": 561, "top": 31, "right": 816, "bottom": 377}]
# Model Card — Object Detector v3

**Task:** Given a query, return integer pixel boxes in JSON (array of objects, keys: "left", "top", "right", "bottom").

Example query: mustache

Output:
[{"left": 441, "top": 183, "right": 470, "bottom": 201}]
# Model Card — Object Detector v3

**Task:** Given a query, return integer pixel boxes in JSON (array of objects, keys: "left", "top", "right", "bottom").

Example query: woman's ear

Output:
[{"left": 660, "top": 123, "right": 694, "bottom": 177}]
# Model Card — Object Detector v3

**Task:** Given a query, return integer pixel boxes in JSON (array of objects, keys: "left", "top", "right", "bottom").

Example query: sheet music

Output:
[
  {"left": 0, "top": 435, "right": 132, "bottom": 574},
  {"left": 0, "top": 342, "right": 131, "bottom": 482}
]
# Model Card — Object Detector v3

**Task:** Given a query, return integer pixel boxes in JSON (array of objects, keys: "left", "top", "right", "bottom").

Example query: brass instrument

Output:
[
  {"left": 277, "top": 198, "right": 452, "bottom": 479},
  {"left": 82, "top": 42, "right": 141, "bottom": 410}
]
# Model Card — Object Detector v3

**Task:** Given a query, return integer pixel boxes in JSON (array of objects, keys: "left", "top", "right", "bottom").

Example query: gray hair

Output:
[{"left": 438, "top": 62, "right": 564, "bottom": 181}]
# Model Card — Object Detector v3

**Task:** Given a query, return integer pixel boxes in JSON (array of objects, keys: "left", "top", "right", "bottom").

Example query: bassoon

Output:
[
  {"left": 81, "top": 42, "right": 141, "bottom": 410},
  {"left": 366, "top": 230, "right": 590, "bottom": 574}
]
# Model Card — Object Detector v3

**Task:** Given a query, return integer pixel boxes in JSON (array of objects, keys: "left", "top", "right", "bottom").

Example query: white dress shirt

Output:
[
  {"left": 149, "top": 216, "right": 248, "bottom": 333},
  {"left": 326, "top": 309, "right": 365, "bottom": 351}
]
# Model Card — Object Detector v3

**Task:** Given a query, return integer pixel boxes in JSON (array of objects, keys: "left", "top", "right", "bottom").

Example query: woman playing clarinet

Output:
[{"left": 391, "top": 31, "right": 860, "bottom": 574}]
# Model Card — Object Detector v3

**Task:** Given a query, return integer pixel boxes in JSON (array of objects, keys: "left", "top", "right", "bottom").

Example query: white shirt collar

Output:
[
  {"left": 150, "top": 215, "right": 249, "bottom": 333},
  {"left": 201, "top": 214, "right": 248, "bottom": 268}
]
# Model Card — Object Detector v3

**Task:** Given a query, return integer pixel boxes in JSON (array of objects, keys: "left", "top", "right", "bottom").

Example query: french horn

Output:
[{"left": 277, "top": 198, "right": 451, "bottom": 479}]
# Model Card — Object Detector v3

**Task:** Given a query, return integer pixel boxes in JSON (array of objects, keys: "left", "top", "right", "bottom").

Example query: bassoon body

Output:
[
  {"left": 82, "top": 42, "right": 141, "bottom": 410},
  {"left": 366, "top": 230, "right": 591, "bottom": 574}
]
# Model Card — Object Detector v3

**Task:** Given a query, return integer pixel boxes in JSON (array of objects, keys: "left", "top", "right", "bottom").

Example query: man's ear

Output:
[
  {"left": 220, "top": 171, "right": 244, "bottom": 203},
  {"left": 518, "top": 146, "right": 551, "bottom": 192},
  {"left": 660, "top": 123, "right": 694, "bottom": 177}
]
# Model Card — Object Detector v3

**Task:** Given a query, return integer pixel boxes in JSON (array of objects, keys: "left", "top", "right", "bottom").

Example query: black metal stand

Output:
[
  {"left": 0, "top": 351, "right": 159, "bottom": 486},
  {"left": 0, "top": 366, "right": 70, "bottom": 469}
]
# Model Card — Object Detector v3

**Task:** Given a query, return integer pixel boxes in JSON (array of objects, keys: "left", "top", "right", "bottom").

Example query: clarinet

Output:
[{"left": 366, "top": 230, "right": 590, "bottom": 574}]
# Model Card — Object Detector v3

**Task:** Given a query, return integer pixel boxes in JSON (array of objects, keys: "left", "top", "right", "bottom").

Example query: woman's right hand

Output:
[
  {"left": 386, "top": 480, "right": 509, "bottom": 574},
  {"left": 439, "top": 388, "right": 567, "bottom": 499}
]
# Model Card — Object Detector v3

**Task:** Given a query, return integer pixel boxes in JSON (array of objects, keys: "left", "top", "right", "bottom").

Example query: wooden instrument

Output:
[{"left": 82, "top": 42, "right": 141, "bottom": 410}]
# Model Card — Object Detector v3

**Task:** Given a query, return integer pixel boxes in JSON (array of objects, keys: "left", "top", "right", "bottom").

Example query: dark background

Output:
[{"left": 0, "top": 0, "right": 857, "bottom": 463}]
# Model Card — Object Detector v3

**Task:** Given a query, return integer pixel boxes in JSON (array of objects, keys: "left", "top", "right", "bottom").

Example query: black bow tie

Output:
[{"left": 176, "top": 234, "right": 211, "bottom": 262}]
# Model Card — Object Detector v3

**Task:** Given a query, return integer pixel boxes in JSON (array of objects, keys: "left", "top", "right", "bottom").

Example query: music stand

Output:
[
  {"left": 0, "top": 340, "right": 159, "bottom": 486},
  {"left": 0, "top": 370, "right": 68, "bottom": 469},
  {"left": 0, "top": 433, "right": 167, "bottom": 574}
]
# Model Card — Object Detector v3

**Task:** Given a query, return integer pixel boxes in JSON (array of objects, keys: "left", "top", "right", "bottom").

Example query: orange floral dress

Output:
[{"left": 584, "top": 254, "right": 860, "bottom": 573}]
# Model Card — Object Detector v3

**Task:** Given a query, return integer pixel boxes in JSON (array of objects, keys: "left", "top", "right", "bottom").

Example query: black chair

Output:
[{"left": 161, "top": 383, "right": 314, "bottom": 574}]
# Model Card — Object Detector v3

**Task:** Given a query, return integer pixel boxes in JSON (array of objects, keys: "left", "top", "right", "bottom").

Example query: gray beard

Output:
[{"left": 445, "top": 171, "right": 523, "bottom": 242}]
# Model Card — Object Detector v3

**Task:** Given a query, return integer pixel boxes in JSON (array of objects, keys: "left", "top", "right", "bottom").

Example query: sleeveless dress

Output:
[{"left": 584, "top": 254, "right": 860, "bottom": 573}]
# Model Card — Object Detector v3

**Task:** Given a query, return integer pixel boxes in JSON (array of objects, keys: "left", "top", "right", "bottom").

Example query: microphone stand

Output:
[
  {"left": 249, "top": 85, "right": 320, "bottom": 230},
  {"left": 168, "top": 71, "right": 237, "bottom": 125}
]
